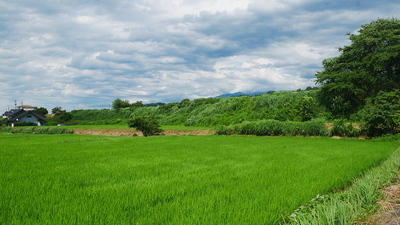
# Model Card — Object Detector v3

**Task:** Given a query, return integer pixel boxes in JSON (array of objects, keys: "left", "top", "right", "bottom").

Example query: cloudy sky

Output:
[{"left": 1, "top": 0, "right": 399, "bottom": 111}]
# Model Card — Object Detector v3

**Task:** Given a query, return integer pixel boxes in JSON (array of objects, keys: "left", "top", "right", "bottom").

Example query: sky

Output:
[{"left": 1, "top": 0, "right": 399, "bottom": 111}]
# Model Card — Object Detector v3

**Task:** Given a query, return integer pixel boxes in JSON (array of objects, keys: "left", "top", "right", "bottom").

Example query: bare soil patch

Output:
[
  {"left": 72, "top": 128, "right": 215, "bottom": 136},
  {"left": 355, "top": 182, "right": 400, "bottom": 224}
]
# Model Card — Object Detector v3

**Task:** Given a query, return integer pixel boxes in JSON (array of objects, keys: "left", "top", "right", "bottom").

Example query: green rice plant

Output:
[{"left": 0, "top": 134, "right": 396, "bottom": 224}]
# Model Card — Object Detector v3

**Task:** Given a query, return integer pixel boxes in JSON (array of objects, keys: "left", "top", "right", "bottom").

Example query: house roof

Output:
[
  {"left": 4, "top": 109, "right": 46, "bottom": 123},
  {"left": 2, "top": 109, "right": 23, "bottom": 117},
  {"left": 18, "top": 105, "right": 35, "bottom": 108}
]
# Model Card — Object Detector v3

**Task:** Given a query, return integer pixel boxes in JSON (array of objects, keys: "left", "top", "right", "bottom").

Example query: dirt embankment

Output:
[{"left": 72, "top": 129, "right": 215, "bottom": 136}]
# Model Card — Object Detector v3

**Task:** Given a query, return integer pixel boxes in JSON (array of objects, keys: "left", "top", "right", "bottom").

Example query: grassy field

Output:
[{"left": 0, "top": 133, "right": 397, "bottom": 224}]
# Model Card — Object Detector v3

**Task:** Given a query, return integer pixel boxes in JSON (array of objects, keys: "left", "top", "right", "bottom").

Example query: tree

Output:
[
  {"left": 316, "top": 18, "right": 400, "bottom": 118},
  {"left": 128, "top": 116, "right": 164, "bottom": 137},
  {"left": 290, "top": 95, "right": 318, "bottom": 121},
  {"left": 34, "top": 107, "right": 48, "bottom": 116},
  {"left": 52, "top": 106, "right": 64, "bottom": 115},
  {"left": 361, "top": 90, "right": 400, "bottom": 136},
  {"left": 130, "top": 101, "right": 143, "bottom": 111},
  {"left": 56, "top": 112, "right": 73, "bottom": 123},
  {"left": 112, "top": 98, "right": 130, "bottom": 109}
]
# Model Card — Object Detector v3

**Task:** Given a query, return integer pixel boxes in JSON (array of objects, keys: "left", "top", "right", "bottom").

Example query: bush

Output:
[
  {"left": 331, "top": 120, "right": 361, "bottom": 137},
  {"left": 14, "top": 122, "right": 38, "bottom": 126},
  {"left": 361, "top": 90, "right": 400, "bottom": 137},
  {"left": 128, "top": 116, "right": 164, "bottom": 137}
]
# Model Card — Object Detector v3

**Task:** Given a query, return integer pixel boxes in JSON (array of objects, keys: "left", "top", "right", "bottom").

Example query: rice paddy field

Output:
[{"left": 0, "top": 133, "right": 397, "bottom": 224}]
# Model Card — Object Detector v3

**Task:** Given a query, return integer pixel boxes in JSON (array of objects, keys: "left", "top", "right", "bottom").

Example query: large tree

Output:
[
  {"left": 34, "top": 107, "right": 48, "bottom": 116},
  {"left": 316, "top": 18, "right": 400, "bottom": 118},
  {"left": 112, "top": 98, "right": 130, "bottom": 109}
]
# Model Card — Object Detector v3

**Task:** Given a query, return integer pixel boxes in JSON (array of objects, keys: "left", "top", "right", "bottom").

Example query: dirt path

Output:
[
  {"left": 357, "top": 182, "right": 400, "bottom": 225},
  {"left": 72, "top": 128, "right": 215, "bottom": 136}
]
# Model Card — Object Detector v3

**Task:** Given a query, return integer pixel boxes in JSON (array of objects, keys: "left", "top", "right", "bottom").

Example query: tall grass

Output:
[
  {"left": 216, "top": 119, "right": 330, "bottom": 137},
  {"left": 0, "top": 134, "right": 396, "bottom": 224},
  {"left": 0, "top": 126, "right": 73, "bottom": 134}
]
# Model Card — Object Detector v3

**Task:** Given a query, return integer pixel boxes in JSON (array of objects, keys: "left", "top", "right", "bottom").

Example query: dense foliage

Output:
[
  {"left": 316, "top": 18, "right": 400, "bottom": 118},
  {"left": 34, "top": 107, "right": 48, "bottom": 115},
  {"left": 112, "top": 98, "right": 130, "bottom": 109},
  {"left": 361, "top": 89, "right": 400, "bottom": 136},
  {"left": 330, "top": 120, "right": 361, "bottom": 137}
]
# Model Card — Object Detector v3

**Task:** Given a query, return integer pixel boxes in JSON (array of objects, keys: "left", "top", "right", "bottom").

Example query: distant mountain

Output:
[{"left": 215, "top": 91, "right": 266, "bottom": 98}]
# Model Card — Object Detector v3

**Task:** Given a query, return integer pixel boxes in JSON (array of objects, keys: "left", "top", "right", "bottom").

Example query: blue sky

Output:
[{"left": 1, "top": 0, "right": 399, "bottom": 111}]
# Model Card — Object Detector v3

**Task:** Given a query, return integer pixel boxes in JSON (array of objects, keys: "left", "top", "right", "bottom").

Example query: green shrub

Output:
[
  {"left": 360, "top": 90, "right": 400, "bottom": 137},
  {"left": 331, "top": 120, "right": 361, "bottom": 137},
  {"left": 128, "top": 116, "right": 164, "bottom": 137},
  {"left": 14, "top": 122, "right": 38, "bottom": 126}
]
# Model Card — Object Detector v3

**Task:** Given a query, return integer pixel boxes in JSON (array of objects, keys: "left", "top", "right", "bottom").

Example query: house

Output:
[{"left": 2, "top": 109, "right": 47, "bottom": 127}]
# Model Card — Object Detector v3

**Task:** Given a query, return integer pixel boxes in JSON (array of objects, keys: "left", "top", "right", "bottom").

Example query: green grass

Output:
[{"left": 0, "top": 134, "right": 397, "bottom": 224}]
